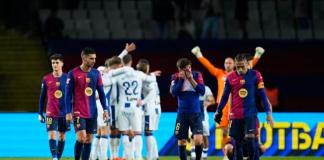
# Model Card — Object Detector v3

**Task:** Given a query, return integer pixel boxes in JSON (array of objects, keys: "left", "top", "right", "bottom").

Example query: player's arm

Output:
[
  {"left": 191, "top": 46, "right": 223, "bottom": 77},
  {"left": 140, "top": 71, "right": 159, "bottom": 83},
  {"left": 252, "top": 47, "right": 265, "bottom": 67},
  {"left": 205, "top": 86, "right": 216, "bottom": 108},
  {"left": 97, "top": 73, "right": 109, "bottom": 120},
  {"left": 118, "top": 42, "right": 136, "bottom": 58},
  {"left": 255, "top": 71, "right": 274, "bottom": 127},
  {"left": 186, "top": 71, "right": 205, "bottom": 95},
  {"left": 170, "top": 74, "right": 184, "bottom": 97},
  {"left": 38, "top": 79, "right": 46, "bottom": 123},
  {"left": 140, "top": 82, "right": 155, "bottom": 106},
  {"left": 214, "top": 79, "right": 232, "bottom": 123},
  {"left": 65, "top": 72, "right": 74, "bottom": 122}
]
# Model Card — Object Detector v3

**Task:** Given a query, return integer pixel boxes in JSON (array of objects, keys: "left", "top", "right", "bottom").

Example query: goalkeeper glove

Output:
[
  {"left": 254, "top": 47, "right": 265, "bottom": 59},
  {"left": 214, "top": 111, "right": 223, "bottom": 124},
  {"left": 191, "top": 46, "right": 203, "bottom": 58}
]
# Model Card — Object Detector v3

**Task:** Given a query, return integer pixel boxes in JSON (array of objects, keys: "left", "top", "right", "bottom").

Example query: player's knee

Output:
[
  {"left": 224, "top": 144, "right": 234, "bottom": 157},
  {"left": 77, "top": 133, "right": 87, "bottom": 143},
  {"left": 178, "top": 139, "right": 187, "bottom": 146},
  {"left": 58, "top": 132, "right": 66, "bottom": 141},
  {"left": 193, "top": 134, "right": 203, "bottom": 145},
  {"left": 48, "top": 131, "right": 56, "bottom": 139}
]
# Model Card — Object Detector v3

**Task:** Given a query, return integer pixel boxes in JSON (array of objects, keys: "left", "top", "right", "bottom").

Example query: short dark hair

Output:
[
  {"left": 106, "top": 56, "right": 122, "bottom": 67},
  {"left": 136, "top": 59, "right": 150, "bottom": 73},
  {"left": 81, "top": 47, "right": 96, "bottom": 56},
  {"left": 235, "top": 53, "right": 247, "bottom": 62},
  {"left": 122, "top": 54, "right": 132, "bottom": 65},
  {"left": 242, "top": 53, "right": 253, "bottom": 61},
  {"left": 50, "top": 53, "right": 64, "bottom": 62},
  {"left": 176, "top": 58, "right": 191, "bottom": 69}
]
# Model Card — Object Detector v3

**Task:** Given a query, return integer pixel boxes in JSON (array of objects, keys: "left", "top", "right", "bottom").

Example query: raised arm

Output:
[
  {"left": 118, "top": 42, "right": 136, "bottom": 58},
  {"left": 252, "top": 47, "right": 265, "bottom": 67},
  {"left": 191, "top": 46, "right": 223, "bottom": 77}
]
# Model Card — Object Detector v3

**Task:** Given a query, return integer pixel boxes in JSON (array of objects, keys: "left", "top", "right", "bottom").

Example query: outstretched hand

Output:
[{"left": 125, "top": 43, "right": 136, "bottom": 53}]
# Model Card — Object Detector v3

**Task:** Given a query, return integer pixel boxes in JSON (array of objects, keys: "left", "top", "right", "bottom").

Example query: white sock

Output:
[
  {"left": 90, "top": 136, "right": 100, "bottom": 160},
  {"left": 152, "top": 136, "right": 159, "bottom": 159},
  {"left": 134, "top": 135, "right": 143, "bottom": 160},
  {"left": 191, "top": 146, "right": 196, "bottom": 158},
  {"left": 202, "top": 147, "right": 208, "bottom": 158},
  {"left": 122, "top": 135, "right": 134, "bottom": 160},
  {"left": 145, "top": 135, "right": 154, "bottom": 160},
  {"left": 99, "top": 136, "right": 108, "bottom": 160},
  {"left": 110, "top": 137, "right": 119, "bottom": 158}
]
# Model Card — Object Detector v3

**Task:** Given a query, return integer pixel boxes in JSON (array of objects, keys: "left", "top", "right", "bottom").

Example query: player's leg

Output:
[
  {"left": 189, "top": 113, "right": 204, "bottom": 160},
  {"left": 110, "top": 105, "right": 121, "bottom": 159},
  {"left": 223, "top": 138, "right": 235, "bottom": 160},
  {"left": 145, "top": 114, "right": 158, "bottom": 160},
  {"left": 175, "top": 113, "right": 189, "bottom": 160},
  {"left": 153, "top": 107, "right": 161, "bottom": 159},
  {"left": 74, "top": 117, "right": 87, "bottom": 160},
  {"left": 99, "top": 126, "right": 109, "bottom": 160},
  {"left": 81, "top": 118, "right": 97, "bottom": 160},
  {"left": 119, "top": 109, "right": 134, "bottom": 160},
  {"left": 244, "top": 116, "right": 258, "bottom": 160},
  {"left": 202, "top": 110, "right": 210, "bottom": 160},
  {"left": 90, "top": 130, "right": 100, "bottom": 160},
  {"left": 229, "top": 119, "right": 244, "bottom": 160},
  {"left": 189, "top": 130, "right": 196, "bottom": 160},
  {"left": 57, "top": 117, "right": 69, "bottom": 159},
  {"left": 46, "top": 117, "right": 58, "bottom": 160},
  {"left": 132, "top": 107, "right": 143, "bottom": 160},
  {"left": 219, "top": 104, "right": 230, "bottom": 159}
]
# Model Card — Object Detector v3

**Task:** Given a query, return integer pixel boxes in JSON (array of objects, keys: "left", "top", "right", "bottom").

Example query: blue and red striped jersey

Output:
[
  {"left": 170, "top": 71, "right": 205, "bottom": 113},
  {"left": 216, "top": 69, "right": 271, "bottom": 119},
  {"left": 65, "top": 67, "right": 108, "bottom": 118},
  {"left": 38, "top": 73, "right": 67, "bottom": 117}
]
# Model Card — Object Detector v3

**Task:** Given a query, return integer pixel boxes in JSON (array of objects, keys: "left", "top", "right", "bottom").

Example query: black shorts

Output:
[
  {"left": 73, "top": 117, "right": 97, "bottom": 134},
  {"left": 229, "top": 116, "right": 257, "bottom": 141},
  {"left": 46, "top": 117, "right": 70, "bottom": 132},
  {"left": 174, "top": 113, "right": 203, "bottom": 140}
]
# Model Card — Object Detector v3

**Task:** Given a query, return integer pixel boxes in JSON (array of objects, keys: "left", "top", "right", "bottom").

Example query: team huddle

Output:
[{"left": 38, "top": 43, "right": 274, "bottom": 160}]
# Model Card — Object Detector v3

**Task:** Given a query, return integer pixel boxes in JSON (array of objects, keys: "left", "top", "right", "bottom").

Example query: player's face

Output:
[
  {"left": 235, "top": 60, "right": 249, "bottom": 75},
  {"left": 51, "top": 59, "right": 63, "bottom": 72},
  {"left": 82, "top": 54, "right": 96, "bottom": 68},
  {"left": 224, "top": 58, "right": 234, "bottom": 72}
]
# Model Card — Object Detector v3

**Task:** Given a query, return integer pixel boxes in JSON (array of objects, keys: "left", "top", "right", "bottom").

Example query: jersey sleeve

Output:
[
  {"left": 252, "top": 57, "right": 260, "bottom": 68},
  {"left": 65, "top": 71, "right": 74, "bottom": 114},
  {"left": 170, "top": 73, "right": 184, "bottom": 97},
  {"left": 141, "top": 82, "right": 155, "bottom": 105},
  {"left": 216, "top": 78, "right": 232, "bottom": 113},
  {"left": 97, "top": 72, "right": 108, "bottom": 111},
  {"left": 38, "top": 79, "right": 47, "bottom": 114},
  {"left": 198, "top": 56, "right": 223, "bottom": 77},
  {"left": 255, "top": 70, "right": 271, "bottom": 114},
  {"left": 194, "top": 72, "right": 205, "bottom": 95},
  {"left": 118, "top": 49, "right": 128, "bottom": 58},
  {"left": 140, "top": 71, "right": 156, "bottom": 83}
]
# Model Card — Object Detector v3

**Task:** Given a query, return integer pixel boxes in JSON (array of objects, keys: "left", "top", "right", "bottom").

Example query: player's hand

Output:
[
  {"left": 38, "top": 114, "right": 45, "bottom": 123},
  {"left": 266, "top": 114, "right": 274, "bottom": 128},
  {"left": 128, "top": 130, "right": 135, "bottom": 139},
  {"left": 103, "top": 111, "right": 109, "bottom": 122},
  {"left": 151, "top": 70, "right": 162, "bottom": 76},
  {"left": 125, "top": 43, "right": 136, "bottom": 53},
  {"left": 178, "top": 71, "right": 186, "bottom": 79},
  {"left": 191, "top": 46, "right": 203, "bottom": 58},
  {"left": 66, "top": 113, "right": 73, "bottom": 123},
  {"left": 214, "top": 111, "right": 223, "bottom": 124},
  {"left": 254, "top": 46, "right": 265, "bottom": 58},
  {"left": 136, "top": 99, "right": 144, "bottom": 107},
  {"left": 184, "top": 69, "right": 193, "bottom": 80}
]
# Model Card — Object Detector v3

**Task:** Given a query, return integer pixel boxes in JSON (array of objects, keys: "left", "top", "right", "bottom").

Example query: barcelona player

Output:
[
  {"left": 214, "top": 54, "right": 274, "bottom": 160},
  {"left": 38, "top": 54, "right": 69, "bottom": 160},
  {"left": 65, "top": 47, "right": 109, "bottom": 160}
]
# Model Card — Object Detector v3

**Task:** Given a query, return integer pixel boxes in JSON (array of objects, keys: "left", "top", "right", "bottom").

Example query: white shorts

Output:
[
  {"left": 202, "top": 110, "right": 209, "bottom": 136},
  {"left": 96, "top": 101, "right": 107, "bottom": 128},
  {"left": 118, "top": 102, "right": 143, "bottom": 132},
  {"left": 109, "top": 104, "right": 119, "bottom": 129}
]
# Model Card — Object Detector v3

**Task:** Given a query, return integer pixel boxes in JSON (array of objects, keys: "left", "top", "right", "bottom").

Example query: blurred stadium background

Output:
[{"left": 0, "top": 0, "right": 324, "bottom": 159}]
